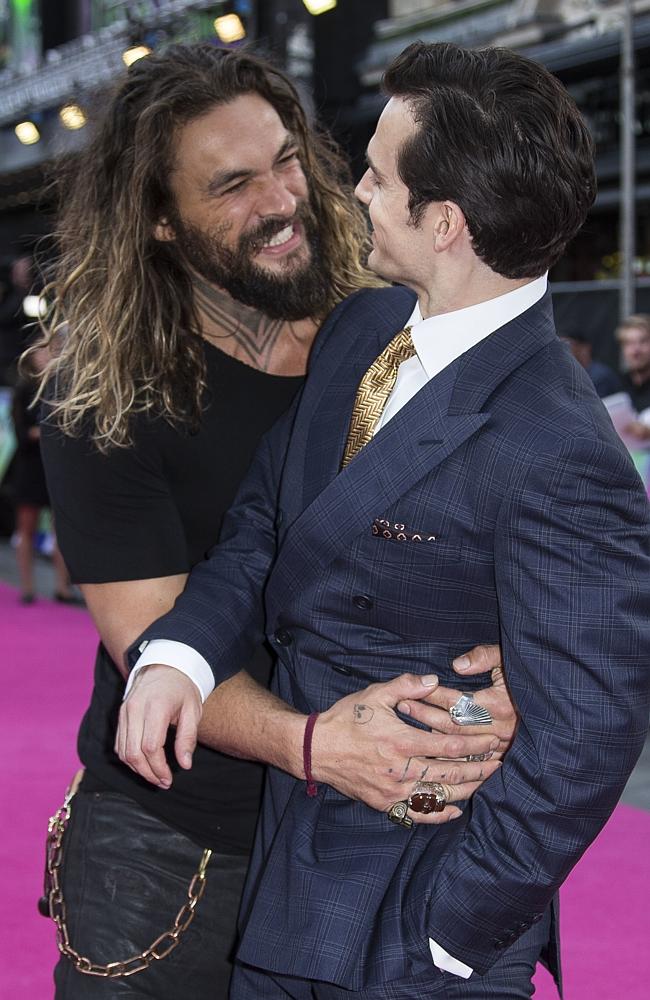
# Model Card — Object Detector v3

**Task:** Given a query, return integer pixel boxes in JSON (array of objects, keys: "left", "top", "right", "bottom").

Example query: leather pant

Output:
[{"left": 53, "top": 787, "right": 250, "bottom": 999}]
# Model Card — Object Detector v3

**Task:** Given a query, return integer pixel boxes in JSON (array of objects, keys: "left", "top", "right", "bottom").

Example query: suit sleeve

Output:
[
  {"left": 129, "top": 394, "right": 300, "bottom": 685},
  {"left": 426, "top": 435, "right": 650, "bottom": 974},
  {"left": 128, "top": 292, "right": 374, "bottom": 683}
]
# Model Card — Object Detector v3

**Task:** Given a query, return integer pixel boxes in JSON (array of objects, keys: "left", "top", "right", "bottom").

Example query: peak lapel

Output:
[
  {"left": 270, "top": 359, "right": 488, "bottom": 610},
  {"left": 271, "top": 289, "right": 557, "bottom": 606},
  {"left": 285, "top": 288, "right": 417, "bottom": 518}
]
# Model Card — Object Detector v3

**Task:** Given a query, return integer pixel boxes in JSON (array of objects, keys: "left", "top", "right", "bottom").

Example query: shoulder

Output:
[
  {"left": 40, "top": 405, "right": 163, "bottom": 479},
  {"left": 310, "top": 286, "right": 417, "bottom": 367}
]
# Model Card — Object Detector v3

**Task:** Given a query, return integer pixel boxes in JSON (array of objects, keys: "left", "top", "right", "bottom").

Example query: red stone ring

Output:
[{"left": 408, "top": 781, "right": 447, "bottom": 814}]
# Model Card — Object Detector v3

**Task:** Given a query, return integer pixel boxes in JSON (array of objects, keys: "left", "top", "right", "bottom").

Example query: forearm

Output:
[
  {"left": 197, "top": 670, "right": 306, "bottom": 778},
  {"left": 82, "top": 575, "right": 188, "bottom": 679}
]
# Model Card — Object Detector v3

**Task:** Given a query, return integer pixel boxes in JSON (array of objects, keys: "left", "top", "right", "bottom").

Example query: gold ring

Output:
[{"left": 387, "top": 800, "right": 413, "bottom": 829}]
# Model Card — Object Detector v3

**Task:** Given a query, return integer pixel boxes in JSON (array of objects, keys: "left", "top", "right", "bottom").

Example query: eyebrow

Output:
[
  {"left": 365, "top": 151, "right": 385, "bottom": 182},
  {"left": 206, "top": 134, "right": 299, "bottom": 196}
]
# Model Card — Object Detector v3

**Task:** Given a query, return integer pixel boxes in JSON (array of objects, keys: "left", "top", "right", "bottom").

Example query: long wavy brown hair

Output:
[{"left": 35, "top": 44, "right": 377, "bottom": 449}]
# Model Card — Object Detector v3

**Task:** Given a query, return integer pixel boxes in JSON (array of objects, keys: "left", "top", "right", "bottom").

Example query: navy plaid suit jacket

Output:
[{"left": 141, "top": 286, "right": 650, "bottom": 991}]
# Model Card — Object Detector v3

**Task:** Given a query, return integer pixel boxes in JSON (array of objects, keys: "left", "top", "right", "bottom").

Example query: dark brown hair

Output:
[{"left": 383, "top": 42, "right": 596, "bottom": 279}]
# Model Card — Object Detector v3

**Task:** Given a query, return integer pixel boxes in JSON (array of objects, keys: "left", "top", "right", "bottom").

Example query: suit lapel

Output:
[
  {"left": 283, "top": 287, "right": 416, "bottom": 518},
  {"left": 272, "top": 363, "right": 487, "bottom": 601},
  {"left": 272, "top": 289, "right": 558, "bottom": 607}
]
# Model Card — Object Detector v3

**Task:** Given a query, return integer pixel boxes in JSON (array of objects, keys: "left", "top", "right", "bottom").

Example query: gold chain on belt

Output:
[{"left": 43, "top": 771, "right": 212, "bottom": 978}]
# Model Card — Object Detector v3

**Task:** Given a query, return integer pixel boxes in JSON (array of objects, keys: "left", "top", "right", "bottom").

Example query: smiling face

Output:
[
  {"left": 355, "top": 97, "right": 439, "bottom": 296},
  {"left": 162, "top": 92, "right": 328, "bottom": 319}
]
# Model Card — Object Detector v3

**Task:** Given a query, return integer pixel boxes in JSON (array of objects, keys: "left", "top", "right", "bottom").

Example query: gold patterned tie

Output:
[{"left": 341, "top": 326, "right": 416, "bottom": 469}]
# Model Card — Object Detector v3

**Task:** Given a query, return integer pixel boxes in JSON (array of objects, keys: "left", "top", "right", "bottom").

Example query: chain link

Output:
[{"left": 44, "top": 774, "right": 212, "bottom": 978}]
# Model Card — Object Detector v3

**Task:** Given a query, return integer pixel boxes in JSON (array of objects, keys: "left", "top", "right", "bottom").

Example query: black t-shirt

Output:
[{"left": 41, "top": 342, "right": 303, "bottom": 853}]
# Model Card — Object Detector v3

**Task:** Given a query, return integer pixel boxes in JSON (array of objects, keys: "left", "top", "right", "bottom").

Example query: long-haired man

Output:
[{"left": 38, "top": 44, "right": 510, "bottom": 1000}]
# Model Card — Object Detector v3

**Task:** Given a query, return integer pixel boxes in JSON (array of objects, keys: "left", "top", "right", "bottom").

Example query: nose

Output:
[
  {"left": 257, "top": 175, "right": 297, "bottom": 219},
  {"left": 355, "top": 169, "right": 372, "bottom": 205}
]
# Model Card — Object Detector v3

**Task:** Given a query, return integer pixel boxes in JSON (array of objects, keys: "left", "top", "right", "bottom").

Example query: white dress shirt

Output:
[{"left": 129, "top": 274, "right": 549, "bottom": 978}]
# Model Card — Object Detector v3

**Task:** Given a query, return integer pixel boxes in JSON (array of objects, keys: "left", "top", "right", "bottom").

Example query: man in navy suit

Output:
[{"left": 118, "top": 42, "right": 650, "bottom": 998}]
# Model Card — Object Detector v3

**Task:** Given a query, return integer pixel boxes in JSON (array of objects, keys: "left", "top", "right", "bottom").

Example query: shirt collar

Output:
[{"left": 405, "top": 274, "right": 548, "bottom": 380}]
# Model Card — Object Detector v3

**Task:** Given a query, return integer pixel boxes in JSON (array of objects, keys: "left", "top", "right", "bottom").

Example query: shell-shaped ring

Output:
[{"left": 449, "top": 693, "right": 493, "bottom": 726}]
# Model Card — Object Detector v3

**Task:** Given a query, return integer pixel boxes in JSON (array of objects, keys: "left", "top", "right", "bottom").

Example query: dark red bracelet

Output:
[{"left": 303, "top": 711, "right": 319, "bottom": 797}]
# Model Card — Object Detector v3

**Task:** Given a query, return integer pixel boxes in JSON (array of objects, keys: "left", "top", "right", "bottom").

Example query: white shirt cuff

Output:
[
  {"left": 124, "top": 639, "right": 215, "bottom": 703},
  {"left": 429, "top": 938, "right": 474, "bottom": 979}
]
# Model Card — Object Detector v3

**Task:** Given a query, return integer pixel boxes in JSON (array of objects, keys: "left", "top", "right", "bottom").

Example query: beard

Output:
[{"left": 171, "top": 202, "right": 330, "bottom": 321}]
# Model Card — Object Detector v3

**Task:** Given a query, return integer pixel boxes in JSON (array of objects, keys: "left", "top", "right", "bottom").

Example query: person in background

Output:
[
  {"left": 617, "top": 313, "right": 650, "bottom": 442},
  {"left": 560, "top": 326, "right": 621, "bottom": 398},
  {"left": 0, "top": 256, "right": 34, "bottom": 385},
  {"left": 11, "top": 337, "right": 75, "bottom": 603},
  {"left": 36, "top": 44, "right": 513, "bottom": 1000}
]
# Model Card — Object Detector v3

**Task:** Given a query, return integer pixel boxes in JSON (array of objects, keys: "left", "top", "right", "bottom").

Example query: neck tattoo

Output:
[{"left": 194, "top": 277, "right": 286, "bottom": 371}]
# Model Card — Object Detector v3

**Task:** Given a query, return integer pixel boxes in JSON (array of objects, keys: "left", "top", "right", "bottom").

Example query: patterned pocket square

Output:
[{"left": 372, "top": 518, "right": 437, "bottom": 542}]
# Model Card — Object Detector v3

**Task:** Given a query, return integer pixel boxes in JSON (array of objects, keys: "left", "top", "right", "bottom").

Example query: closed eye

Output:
[
  {"left": 277, "top": 146, "right": 300, "bottom": 166},
  {"left": 220, "top": 177, "right": 248, "bottom": 195}
]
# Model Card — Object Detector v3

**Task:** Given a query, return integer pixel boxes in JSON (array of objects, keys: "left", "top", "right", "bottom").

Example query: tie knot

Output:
[{"left": 384, "top": 326, "right": 415, "bottom": 367}]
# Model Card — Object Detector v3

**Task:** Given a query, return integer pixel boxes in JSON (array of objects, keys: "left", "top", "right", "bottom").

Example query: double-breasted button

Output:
[
  {"left": 332, "top": 665, "right": 352, "bottom": 676},
  {"left": 352, "top": 594, "right": 373, "bottom": 610},
  {"left": 531, "top": 913, "right": 543, "bottom": 924},
  {"left": 274, "top": 628, "right": 293, "bottom": 646},
  {"left": 493, "top": 938, "right": 506, "bottom": 950}
]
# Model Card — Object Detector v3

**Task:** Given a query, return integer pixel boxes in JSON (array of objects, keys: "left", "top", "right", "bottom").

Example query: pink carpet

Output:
[
  {"left": 1, "top": 578, "right": 648, "bottom": 997},
  {"left": 1, "top": 582, "right": 96, "bottom": 996}
]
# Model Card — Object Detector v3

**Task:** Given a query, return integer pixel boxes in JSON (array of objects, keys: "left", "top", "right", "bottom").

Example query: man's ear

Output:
[
  {"left": 153, "top": 218, "right": 176, "bottom": 242},
  {"left": 433, "top": 201, "right": 466, "bottom": 252}
]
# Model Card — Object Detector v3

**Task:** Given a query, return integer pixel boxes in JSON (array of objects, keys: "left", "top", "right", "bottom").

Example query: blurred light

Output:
[
  {"left": 59, "top": 103, "right": 87, "bottom": 130},
  {"left": 302, "top": 0, "right": 337, "bottom": 13},
  {"left": 15, "top": 121, "right": 40, "bottom": 145},
  {"left": 122, "top": 45, "right": 151, "bottom": 67},
  {"left": 214, "top": 14, "right": 246, "bottom": 43},
  {"left": 23, "top": 295, "right": 47, "bottom": 319}
]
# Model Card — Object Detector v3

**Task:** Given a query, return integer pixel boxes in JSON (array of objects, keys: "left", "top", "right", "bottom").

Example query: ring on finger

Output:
[
  {"left": 449, "top": 693, "right": 493, "bottom": 726},
  {"left": 464, "top": 752, "right": 491, "bottom": 762},
  {"left": 387, "top": 801, "right": 413, "bottom": 829},
  {"left": 408, "top": 781, "right": 447, "bottom": 814}
]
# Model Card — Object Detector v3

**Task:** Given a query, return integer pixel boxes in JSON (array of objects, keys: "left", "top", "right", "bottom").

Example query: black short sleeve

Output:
[{"left": 40, "top": 417, "right": 190, "bottom": 584}]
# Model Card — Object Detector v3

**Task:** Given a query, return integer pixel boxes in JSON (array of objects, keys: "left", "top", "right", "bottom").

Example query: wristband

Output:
[{"left": 303, "top": 711, "right": 319, "bottom": 797}]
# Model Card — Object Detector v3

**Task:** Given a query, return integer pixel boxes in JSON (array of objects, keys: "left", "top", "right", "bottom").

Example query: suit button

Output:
[
  {"left": 333, "top": 665, "right": 352, "bottom": 675},
  {"left": 493, "top": 938, "right": 506, "bottom": 950},
  {"left": 531, "top": 913, "right": 543, "bottom": 924},
  {"left": 352, "top": 594, "right": 373, "bottom": 610},
  {"left": 274, "top": 628, "right": 293, "bottom": 646}
]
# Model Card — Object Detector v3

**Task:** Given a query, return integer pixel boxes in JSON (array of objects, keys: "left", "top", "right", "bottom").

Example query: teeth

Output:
[{"left": 264, "top": 224, "right": 294, "bottom": 248}]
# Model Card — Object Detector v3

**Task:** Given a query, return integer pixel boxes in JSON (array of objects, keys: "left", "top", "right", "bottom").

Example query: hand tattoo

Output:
[{"left": 353, "top": 704, "right": 374, "bottom": 724}]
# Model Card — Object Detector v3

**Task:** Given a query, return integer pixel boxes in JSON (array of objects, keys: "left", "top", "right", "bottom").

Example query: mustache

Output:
[{"left": 241, "top": 203, "right": 314, "bottom": 255}]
